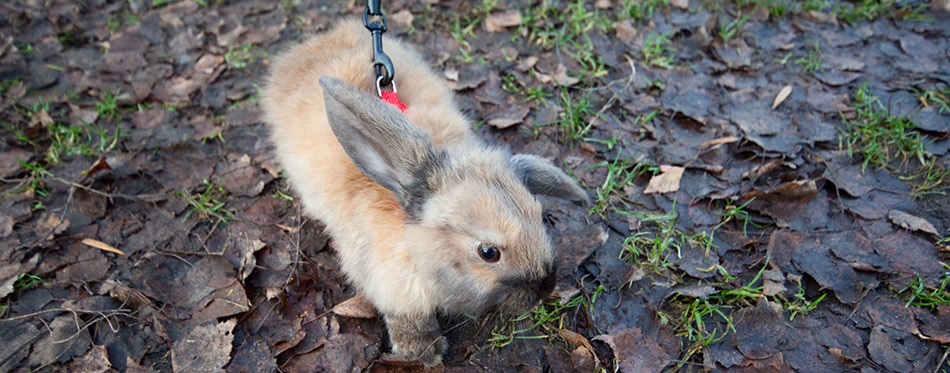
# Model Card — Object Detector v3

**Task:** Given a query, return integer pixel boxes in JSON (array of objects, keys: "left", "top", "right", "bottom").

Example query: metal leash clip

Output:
[
  {"left": 376, "top": 75, "right": 397, "bottom": 98},
  {"left": 363, "top": 0, "right": 394, "bottom": 94}
]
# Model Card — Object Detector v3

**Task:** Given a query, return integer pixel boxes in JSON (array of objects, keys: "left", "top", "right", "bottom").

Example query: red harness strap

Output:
[{"left": 380, "top": 90, "right": 407, "bottom": 112}]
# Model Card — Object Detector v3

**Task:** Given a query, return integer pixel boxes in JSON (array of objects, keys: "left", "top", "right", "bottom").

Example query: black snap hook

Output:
[{"left": 363, "top": 7, "right": 394, "bottom": 88}]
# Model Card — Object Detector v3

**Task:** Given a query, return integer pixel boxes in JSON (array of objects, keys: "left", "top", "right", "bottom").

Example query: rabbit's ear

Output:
[
  {"left": 510, "top": 154, "right": 588, "bottom": 204},
  {"left": 320, "top": 76, "right": 441, "bottom": 211}
]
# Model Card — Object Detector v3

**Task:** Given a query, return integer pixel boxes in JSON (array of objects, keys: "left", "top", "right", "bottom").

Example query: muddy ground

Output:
[{"left": 1, "top": 0, "right": 949, "bottom": 372}]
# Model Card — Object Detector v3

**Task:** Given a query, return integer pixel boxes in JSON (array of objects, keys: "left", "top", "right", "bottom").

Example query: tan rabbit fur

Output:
[{"left": 263, "top": 19, "right": 586, "bottom": 366}]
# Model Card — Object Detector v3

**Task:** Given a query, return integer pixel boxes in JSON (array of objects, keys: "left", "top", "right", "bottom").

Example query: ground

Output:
[{"left": 1, "top": 0, "right": 949, "bottom": 372}]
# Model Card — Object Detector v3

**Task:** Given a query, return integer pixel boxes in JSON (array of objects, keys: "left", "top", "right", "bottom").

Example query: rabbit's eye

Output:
[{"left": 477, "top": 243, "right": 500, "bottom": 263}]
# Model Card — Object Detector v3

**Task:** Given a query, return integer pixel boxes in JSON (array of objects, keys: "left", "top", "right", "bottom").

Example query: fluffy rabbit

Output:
[{"left": 262, "top": 19, "right": 586, "bottom": 366}]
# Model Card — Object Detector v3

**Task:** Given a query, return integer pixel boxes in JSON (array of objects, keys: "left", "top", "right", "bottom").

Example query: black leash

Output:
[{"left": 363, "top": 0, "right": 394, "bottom": 94}]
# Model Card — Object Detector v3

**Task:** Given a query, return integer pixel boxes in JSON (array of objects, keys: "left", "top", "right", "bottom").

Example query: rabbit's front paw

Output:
[{"left": 385, "top": 313, "right": 447, "bottom": 367}]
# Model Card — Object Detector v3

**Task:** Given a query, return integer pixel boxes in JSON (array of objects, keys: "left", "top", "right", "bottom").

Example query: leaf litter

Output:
[{"left": 0, "top": 0, "right": 949, "bottom": 372}]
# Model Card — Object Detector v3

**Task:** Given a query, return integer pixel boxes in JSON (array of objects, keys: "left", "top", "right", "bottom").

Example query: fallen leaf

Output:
[
  {"left": 805, "top": 10, "right": 838, "bottom": 24},
  {"left": 69, "top": 344, "right": 111, "bottom": 373},
  {"left": 570, "top": 345, "right": 596, "bottom": 371},
  {"left": 827, "top": 347, "right": 859, "bottom": 363},
  {"left": 762, "top": 268, "right": 787, "bottom": 296},
  {"left": 643, "top": 165, "right": 684, "bottom": 194},
  {"left": 0, "top": 263, "right": 21, "bottom": 300},
  {"left": 594, "top": 327, "right": 670, "bottom": 372},
  {"left": 30, "top": 109, "right": 54, "bottom": 127},
  {"left": 485, "top": 103, "right": 530, "bottom": 129},
  {"left": 101, "top": 51, "right": 145, "bottom": 74},
  {"left": 282, "top": 332, "right": 378, "bottom": 372},
  {"left": 887, "top": 210, "right": 939, "bottom": 237},
  {"left": 699, "top": 136, "right": 740, "bottom": 147},
  {"left": 669, "top": 284, "right": 717, "bottom": 299},
  {"left": 152, "top": 76, "right": 201, "bottom": 103},
  {"left": 79, "top": 156, "right": 111, "bottom": 184},
  {"left": 867, "top": 325, "right": 914, "bottom": 372},
  {"left": 515, "top": 55, "right": 538, "bottom": 72},
  {"left": 1, "top": 322, "right": 41, "bottom": 372},
  {"left": 332, "top": 295, "right": 377, "bottom": 319},
  {"left": 37, "top": 213, "right": 69, "bottom": 237},
  {"left": 772, "top": 84, "right": 792, "bottom": 110},
  {"left": 226, "top": 336, "right": 277, "bottom": 373},
  {"left": 30, "top": 314, "right": 92, "bottom": 366},
  {"left": 484, "top": 11, "right": 521, "bottom": 32},
  {"left": 613, "top": 20, "right": 637, "bottom": 44},
  {"left": 559, "top": 328, "right": 595, "bottom": 356},
  {"left": 552, "top": 63, "right": 580, "bottom": 86},
  {"left": 0, "top": 148, "right": 32, "bottom": 179},
  {"left": 82, "top": 238, "right": 125, "bottom": 255},
  {"left": 214, "top": 153, "right": 269, "bottom": 197},
  {"left": 236, "top": 235, "right": 266, "bottom": 281},
  {"left": 443, "top": 68, "right": 459, "bottom": 81},
  {"left": 171, "top": 319, "right": 236, "bottom": 373}
]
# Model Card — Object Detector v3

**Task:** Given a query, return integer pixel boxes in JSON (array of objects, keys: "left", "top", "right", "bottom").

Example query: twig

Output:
[
  {"left": 283, "top": 204, "right": 305, "bottom": 290},
  {"left": 936, "top": 345, "right": 950, "bottom": 373},
  {"left": 579, "top": 55, "right": 638, "bottom": 137},
  {"left": 0, "top": 307, "right": 135, "bottom": 322},
  {"left": 48, "top": 175, "right": 159, "bottom": 201}
]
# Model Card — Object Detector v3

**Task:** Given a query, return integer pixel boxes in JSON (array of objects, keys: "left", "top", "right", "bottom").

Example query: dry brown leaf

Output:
[
  {"left": 763, "top": 280, "right": 787, "bottom": 296},
  {"left": 593, "top": 328, "right": 670, "bottom": 372},
  {"left": 613, "top": 19, "right": 637, "bottom": 44},
  {"left": 443, "top": 68, "right": 459, "bottom": 81},
  {"left": 643, "top": 165, "right": 684, "bottom": 194},
  {"left": 699, "top": 136, "right": 740, "bottom": 147},
  {"left": 772, "top": 84, "right": 793, "bottom": 110},
  {"left": 743, "top": 179, "right": 818, "bottom": 200},
  {"left": 0, "top": 263, "right": 20, "bottom": 300},
  {"left": 887, "top": 210, "right": 939, "bottom": 237},
  {"left": 171, "top": 319, "right": 236, "bottom": 372},
  {"left": 827, "top": 347, "right": 860, "bottom": 362},
  {"left": 670, "top": 0, "right": 689, "bottom": 9},
  {"left": 670, "top": 284, "right": 717, "bottom": 299},
  {"left": 484, "top": 11, "right": 522, "bottom": 32},
  {"left": 79, "top": 156, "right": 111, "bottom": 183},
  {"left": 559, "top": 328, "right": 595, "bottom": 354},
  {"left": 38, "top": 214, "right": 69, "bottom": 236},
  {"left": 82, "top": 238, "right": 125, "bottom": 255},
  {"left": 30, "top": 109, "right": 54, "bottom": 127},
  {"left": 70, "top": 344, "right": 111, "bottom": 373},
  {"left": 332, "top": 295, "right": 377, "bottom": 319},
  {"left": 485, "top": 103, "right": 530, "bottom": 129},
  {"left": 237, "top": 236, "right": 266, "bottom": 281},
  {"left": 553, "top": 63, "right": 580, "bottom": 86}
]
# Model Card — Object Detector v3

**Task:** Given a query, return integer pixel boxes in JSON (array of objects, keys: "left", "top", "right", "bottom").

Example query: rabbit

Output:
[{"left": 262, "top": 18, "right": 587, "bottom": 366}]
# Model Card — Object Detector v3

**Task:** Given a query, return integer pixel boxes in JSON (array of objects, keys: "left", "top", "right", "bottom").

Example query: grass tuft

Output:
[
  {"left": 794, "top": 40, "right": 821, "bottom": 74},
  {"left": 642, "top": 32, "right": 675, "bottom": 69},
  {"left": 487, "top": 285, "right": 603, "bottom": 348},
  {"left": 841, "top": 84, "right": 929, "bottom": 173},
  {"left": 897, "top": 265, "right": 950, "bottom": 311},
  {"left": 178, "top": 179, "right": 234, "bottom": 226}
]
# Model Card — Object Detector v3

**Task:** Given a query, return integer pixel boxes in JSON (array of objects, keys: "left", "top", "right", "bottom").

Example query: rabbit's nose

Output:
[{"left": 538, "top": 268, "right": 557, "bottom": 298}]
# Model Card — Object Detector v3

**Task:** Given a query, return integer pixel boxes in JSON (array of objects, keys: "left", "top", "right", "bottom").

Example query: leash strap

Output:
[
  {"left": 376, "top": 76, "right": 407, "bottom": 112},
  {"left": 381, "top": 91, "right": 407, "bottom": 112}
]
